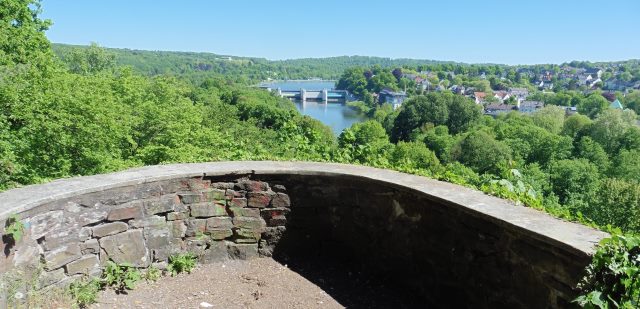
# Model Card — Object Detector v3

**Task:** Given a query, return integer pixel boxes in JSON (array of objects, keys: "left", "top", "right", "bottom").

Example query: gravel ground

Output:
[{"left": 91, "top": 258, "right": 344, "bottom": 309}]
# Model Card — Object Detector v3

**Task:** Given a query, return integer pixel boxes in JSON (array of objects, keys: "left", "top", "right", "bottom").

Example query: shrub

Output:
[
  {"left": 167, "top": 253, "right": 197, "bottom": 276},
  {"left": 68, "top": 279, "right": 101, "bottom": 308},
  {"left": 575, "top": 232, "right": 640, "bottom": 308},
  {"left": 101, "top": 261, "right": 142, "bottom": 293}
]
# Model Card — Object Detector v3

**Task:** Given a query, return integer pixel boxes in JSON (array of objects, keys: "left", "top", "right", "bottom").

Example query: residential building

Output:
[
  {"left": 473, "top": 92, "right": 487, "bottom": 104},
  {"left": 610, "top": 99, "right": 624, "bottom": 110},
  {"left": 379, "top": 88, "right": 407, "bottom": 110},
  {"left": 485, "top": 103, "right": 516, "bottom": 116},
  {"left": 518, "top": 100, "right": 544, "bottom": 114}
]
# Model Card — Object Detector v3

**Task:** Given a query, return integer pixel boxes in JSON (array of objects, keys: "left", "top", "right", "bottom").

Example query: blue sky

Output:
[{"left": 41, "top": 0, "right": 640, "bottom": 65}]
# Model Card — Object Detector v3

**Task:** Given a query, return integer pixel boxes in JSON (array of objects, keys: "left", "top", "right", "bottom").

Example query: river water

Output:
[{"left": 259, "top": 80, "right": 366, "bottom": 135}]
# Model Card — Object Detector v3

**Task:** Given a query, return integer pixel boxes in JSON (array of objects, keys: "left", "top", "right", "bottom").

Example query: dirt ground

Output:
[{"left": 91, "top": 258, "right": 344, "bottom": 309}]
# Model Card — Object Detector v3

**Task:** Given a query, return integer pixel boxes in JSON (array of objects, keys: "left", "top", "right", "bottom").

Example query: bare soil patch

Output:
[{"left": 91, "top": 258, "right": 342, "bottom": 309}]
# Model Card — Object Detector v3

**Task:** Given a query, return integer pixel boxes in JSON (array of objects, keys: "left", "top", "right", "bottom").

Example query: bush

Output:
[
  {"left": 68, "top": 279, "right": 101, "bottom": 308},
  {"left": 102, "top": 261, "right": 142, "bottom": 293},
  {"left": 167, "top": 253, "right": 198, "bottom": 276},
  {"left": 575, "top": 233, "right": 640, "bottom": 308}
]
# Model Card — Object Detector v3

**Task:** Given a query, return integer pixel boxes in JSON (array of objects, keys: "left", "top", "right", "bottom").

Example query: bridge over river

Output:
[{"left": 260, "top": 86, "right": 349, "bottom": 103}]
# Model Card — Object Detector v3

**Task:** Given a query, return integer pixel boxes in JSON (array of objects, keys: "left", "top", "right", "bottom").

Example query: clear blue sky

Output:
[{"left": 41, "top": 0, "right": 640, "bottom": 65}]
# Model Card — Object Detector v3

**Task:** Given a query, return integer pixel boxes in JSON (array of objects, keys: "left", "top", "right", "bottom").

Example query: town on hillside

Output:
[{"left": 337, "top": 61, "right": 640, "bottom": 117}]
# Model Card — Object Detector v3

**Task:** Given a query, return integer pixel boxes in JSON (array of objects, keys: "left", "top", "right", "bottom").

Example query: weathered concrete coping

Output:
[{"left": 0, "top": 161, "right": 608, "bottom": 256}]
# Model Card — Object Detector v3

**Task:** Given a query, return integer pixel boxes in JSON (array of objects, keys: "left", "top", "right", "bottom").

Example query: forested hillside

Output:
[{"left": 52, "top": 43, "right": 453, "bottom": 82}]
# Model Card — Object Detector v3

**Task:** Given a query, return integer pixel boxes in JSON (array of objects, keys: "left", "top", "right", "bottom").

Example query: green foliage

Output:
[
  {"left": 451, "top": 130, "right": 512, "bottom": 174},
  {"left": 167, "top": 253, "right": 197, "bottom": 276},
  {"left": 579, "top": 94, "right": 610, "bottom": 119},
  {"left": 143, "top": 265, "right": 162, "bottom": 282},
  {"left": 0, "top": 0, "right": 54, "bottom": 69},
  {"left": 548, "top": 158, "right": 600, "bottom": 206},
  {"left": 101, "top": 261, "right": 142, "bottom": 293},
  {"left": 68, "top": 279, "right": 101, "bottom": 308},
  {"left": 575, "top": 233, "right": 640, "bottom": 308},
  {"left": 4, "top": 213, "right": 25, "bottom": 242}
]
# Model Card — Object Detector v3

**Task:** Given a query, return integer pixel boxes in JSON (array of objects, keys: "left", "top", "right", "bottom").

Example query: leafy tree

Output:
[
  {"left": 391, "top": 94, "right": 449, "bottom": 142},
  {"left": 611, "top": 149, "right": 640, "bottom": 183},
  {"left": 578, "top": 94, "right": 609, "bottom": 119},
  {"left": 531, "top": 105, "right": 565, "bottom": 134},
  {"left": 574, "top": 136, "right": 610, "bottom": 173},
  {"left": 422, "top": 125, "right": 455, "bottom": 163},
  {"left": 588, "top": 109, "right": 637, "bottom": 154},
  {"left": 587, "top": 179, "right": 640, "bottom": 231},
  {"left": 0, "top": 0, "right": 53, "bottom": 68},
  {"left": 336, "top": 67, "right": 367, "bottom": 97},
  {"left": 368, "top": 70, "right": 398, "bottom": 93},
  {"left": 548, "top": 159, "right": 600, "bottom": 206},
  {"left": 338, "top": 120, "right": 391, "bottom": 164},
  {"left": 390, "top": 141, "right": 442, "bottom": 174},
  {"left": 561, "top": 114, "right": 592, "bottom": 137},
  {"left": 66, "top": 42, "right": 116, "bottom": 75},
  {"left": 392, "top": 68, "right": 403, "bottom": 80},
  {"left": 451, "top": 130, "right": 512, "bottom": 174},
  {"left": 446, "top": 94, "right": 482, "bottom": 134}
]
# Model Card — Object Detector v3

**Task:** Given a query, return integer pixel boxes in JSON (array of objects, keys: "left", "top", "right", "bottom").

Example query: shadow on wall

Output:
[{"left": 247, "top": 174, "right": 591, "bottom": 309}]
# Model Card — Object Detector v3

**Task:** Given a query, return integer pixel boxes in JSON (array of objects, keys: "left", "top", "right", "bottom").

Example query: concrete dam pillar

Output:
[
  {"left": 300, "top": 88, "right": 306, "bottom": 101},
  {"left": 322, "top": 89, "right": 328, "bottom": 103}
]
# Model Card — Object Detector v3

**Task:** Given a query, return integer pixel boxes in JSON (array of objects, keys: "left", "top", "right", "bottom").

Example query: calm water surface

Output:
[{"left": 262, "top": 81, "right": 366, "bottom": 135}]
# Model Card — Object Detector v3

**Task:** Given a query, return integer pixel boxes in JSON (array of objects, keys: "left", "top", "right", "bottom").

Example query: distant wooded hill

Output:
[{"left": 51, "top": 43, "right": 457, "bottom": 82}]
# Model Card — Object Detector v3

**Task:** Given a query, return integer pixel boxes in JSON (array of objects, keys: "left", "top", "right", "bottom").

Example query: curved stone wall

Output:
[{"left": 0, "top": 161, "right": 607, "bottom": 307}]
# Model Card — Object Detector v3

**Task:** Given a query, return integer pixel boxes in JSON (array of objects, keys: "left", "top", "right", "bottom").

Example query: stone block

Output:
[
  {"left": 185, "top": 219, "right": 207, "bottom": 237},
  {"left": 170, "top": 220, "right": 187, "bottom": 238},
  {"left": 260, "top": 208, "right": 290, "bottom": 226},
  {"left": 99, "top": 229, "right": 149, "bottom": 267},
  {"left": 29, "top": 210, "right": 64, "bottom": 239},
  {"left": 42, "top": 229, "right": 80, "bottom": 251},
  {"left": 209, "top": 229, "right": 233, "bottom": 240},
  {"left": 202, "top": 189, "right": 226, "bottom": 202},
  {"left": 144, "top": 195, "right": 180, "bottom": 215},
  {"left": 65, "top": 255, "right": 99, "bottom": 275},
  {"left": 178, "top": 193, "right": 202, "bottom": 204},
  {"left": 78, "top": 227, "right": 92, "bottom": 241},
  {"left": 37, "top": 268, "right": 66, "bottom": 289},
  {"left": 247, "top": 192, "right": 273, "bottom": 208},
  {"left": 13, "top": 241, "right": 42, "bottom": 267},
  {"left": 107, "top": 201, "right": 144, "bottom": 221},
  {"left": 150, "top": 237, "right": 183, "bottom": 262},
  {"left": 44, "top": 243, "right": 81, "bottom": 270},
  {"left": 227, "top": 242, "right": 259, "bottom": 260},
  {"left": 206, "top": 217, "right": 233, "bottom": 230},
  {"left": 211, "top": 182, "right": 234, "bottom": 189},
  {"left": 229, "top": 198, "right": 248, "bottom": 208},
  {"left": 76, "top": 209, "right": 108, "bottom": 227},
  {"left": 225, "top": 189, "right": 243, "bottom": 199},
  {"left": 237, "top": 180, "right": 270, "bottom": 192},
  {"left": 80, "top": 239, "right": 100, "bottom": 255},
  {"left": 200, "top": 241, "right": 228, "bottom": 263},
  {"left": 233, "top": 228, "right": 261, "bottom": 243},
  {"left": 128, "top": 215, "right": 166, "bottom": 228},
  {"left": 232, "top": 217, "right": 266, "bottom": 231},
  {"left": 167, "top": 212, "right": 187, "bottom": 221},
  {"left": 144, "top": 224, "right": 171, "bottom": 251},
  {"left": 228, "top": 207, "right": 260, "bottom": 218},
  {"left": 190, "top": 202, "right": 226, "bottom": 218},
  {"left": 271, "top": 192, "right": 291, "bottom": 208},
  {"left": 92, "top": 222, "right": 128, "bottom": 238},
  {"left": 272, "top": 184, "right": 287, "bottom": 193},
  {"left": 180, "top": 178, "right": 211, "bottom": 191}
]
